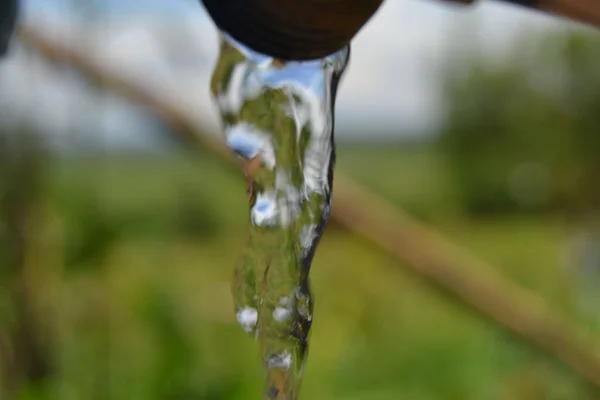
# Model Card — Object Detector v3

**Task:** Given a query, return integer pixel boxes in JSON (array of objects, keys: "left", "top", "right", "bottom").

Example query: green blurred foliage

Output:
[
  {"left": 0, "top": 125, "right": 54, "bottom": 399},
  {"left": 439, "top": 31, "right": 600, "bottom": 216},
  {"left": 0, "top": 147, "right": 595, "bottom": 399}
]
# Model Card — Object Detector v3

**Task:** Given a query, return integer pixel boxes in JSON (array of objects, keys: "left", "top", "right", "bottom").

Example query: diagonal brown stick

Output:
[{"left": 17, "top": 25, "right": 600, "bottom": 390}]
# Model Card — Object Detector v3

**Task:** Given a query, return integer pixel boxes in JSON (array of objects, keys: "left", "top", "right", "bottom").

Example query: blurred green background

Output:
[{"left": 3, "top": 4, "right": 600, "bottom": 400}]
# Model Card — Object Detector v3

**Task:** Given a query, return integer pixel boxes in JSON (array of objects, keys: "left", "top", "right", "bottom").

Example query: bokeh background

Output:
[{"left": 2, "top": 0, "right": 600, "bottom": 399}]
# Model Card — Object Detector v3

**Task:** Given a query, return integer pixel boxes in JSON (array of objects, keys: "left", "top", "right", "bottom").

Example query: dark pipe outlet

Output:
[
  {"left": 201, "top": 0, "right": 384, "bottom": 61},
  {"left": 202, "top": 0, "right": 600, "bottom": 61}
]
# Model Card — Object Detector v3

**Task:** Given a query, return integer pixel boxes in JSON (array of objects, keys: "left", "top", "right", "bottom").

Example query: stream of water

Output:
[{"left": 210, "top": 34, "right": 349, "bottom": 399}]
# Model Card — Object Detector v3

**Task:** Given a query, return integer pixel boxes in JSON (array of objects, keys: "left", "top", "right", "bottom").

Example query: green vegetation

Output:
[
  {"left": 0, "top": 145, "right": 594, "bottom": 399},
  {"left": 439, "top": 31, "right": 600, "bottom": 216}
]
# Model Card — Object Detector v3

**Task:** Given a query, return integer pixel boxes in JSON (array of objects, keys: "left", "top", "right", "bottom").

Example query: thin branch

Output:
[{"left": 18, "top": 24, "right": 600, "bottom": 390}]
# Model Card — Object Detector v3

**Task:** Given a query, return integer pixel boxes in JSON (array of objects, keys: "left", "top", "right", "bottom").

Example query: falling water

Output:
[{"left": 210, "top": 34, "right": 349, "bottom": 399}]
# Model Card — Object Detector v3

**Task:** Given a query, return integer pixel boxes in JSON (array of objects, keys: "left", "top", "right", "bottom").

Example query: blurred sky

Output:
[{"left": 0, "top": 0, "right": 592, "bottom": 149}]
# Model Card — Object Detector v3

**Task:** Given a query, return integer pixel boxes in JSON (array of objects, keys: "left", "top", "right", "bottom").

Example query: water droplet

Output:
[
  {"left": 211, "top": 32, "right": 349, "bottom": 399},
  {"left": 236, "top": 307, "right": 258, "bottom": 334},
  {"left": 273, "top": 307, "right": 291, "bottom": 322},
  {"left": 267, "top": 352, "right": 293, "bottom": 370}
]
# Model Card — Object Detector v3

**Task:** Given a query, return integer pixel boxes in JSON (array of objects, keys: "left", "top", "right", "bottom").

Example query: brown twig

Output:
[{"left": 17, "top": 25, "right": 600, "bottom": 389}]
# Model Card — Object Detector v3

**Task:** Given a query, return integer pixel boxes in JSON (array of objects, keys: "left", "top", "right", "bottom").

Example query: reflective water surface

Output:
[{"left": 210, "top": 34, "right": 349, "bottom": 399}]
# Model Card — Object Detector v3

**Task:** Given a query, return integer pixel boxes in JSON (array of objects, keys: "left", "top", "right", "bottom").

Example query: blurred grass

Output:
[{"left": 27, "top": 144, "right": 596, "bottom": 399}]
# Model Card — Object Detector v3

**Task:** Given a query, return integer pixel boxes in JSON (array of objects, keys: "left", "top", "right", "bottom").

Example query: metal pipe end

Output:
[{"left": 201, "top": 0, "right": 383, "bottom": 60}]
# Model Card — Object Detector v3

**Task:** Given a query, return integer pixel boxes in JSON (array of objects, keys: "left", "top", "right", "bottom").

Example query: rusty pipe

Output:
[{"left": 201, "top": 0, "right": 600, "bottom": 61}]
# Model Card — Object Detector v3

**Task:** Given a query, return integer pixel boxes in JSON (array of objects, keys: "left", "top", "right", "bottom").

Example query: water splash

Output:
[{"left": 210, "top": 34, "right": 349, "bottom": 399}]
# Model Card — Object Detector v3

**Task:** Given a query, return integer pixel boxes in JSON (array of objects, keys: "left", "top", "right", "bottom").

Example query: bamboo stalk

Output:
[{"left": 18, "top": 25, "right": 600, "bottom": 390}]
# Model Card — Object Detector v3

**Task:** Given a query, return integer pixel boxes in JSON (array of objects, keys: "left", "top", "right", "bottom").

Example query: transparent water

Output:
[{"left": 210, "top": 34, "right": 349, "bottom": 399}]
